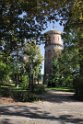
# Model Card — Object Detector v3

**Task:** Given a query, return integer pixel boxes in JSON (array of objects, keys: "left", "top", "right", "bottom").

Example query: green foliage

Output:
[
  {"left": 49, "top": 32, "right": 79, "bottom": 88},
  {"left": 20, "top": 75, "right": 29, "bottom": 89},
  {"left": 73, "top": 76, "right": 83, "bottom": 100},
  {"left": 33, "top": 84, "right": 45, "bottom": 94},
  {"left": 0, "top": 85, "right": 11, "bottom": 97},
  {"left": 0, "top": 85, "right": 39, "bottom": 102},
  {"left": 24, "top": 42, "right": 43, "bottom": 91},
  {"left": 62, "top": 0, "right": 83, "bottom": 100},
  {"left": 0, "top": 60, "right": 11, "bottom": 83},
  {"left": 11, "top": 90, "right": 38, "bottom": 102},
  {"left": 0, "top": 61, "right": 6, "bottom": 80},
  {"left": 0, "top": 0, "right": 83, "bottom": 100}
]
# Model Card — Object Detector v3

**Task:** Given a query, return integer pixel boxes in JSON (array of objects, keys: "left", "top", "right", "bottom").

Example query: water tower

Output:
[{"left": 44, "top": 30, "right": 63, "bottom": 85}]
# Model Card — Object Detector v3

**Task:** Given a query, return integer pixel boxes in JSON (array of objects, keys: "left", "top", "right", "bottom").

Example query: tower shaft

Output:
[{"left": 44, "top": 30, "right": 63, "bottom": 86}]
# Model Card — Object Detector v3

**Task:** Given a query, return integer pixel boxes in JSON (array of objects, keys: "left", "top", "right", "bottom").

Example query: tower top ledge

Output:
[{"left": 45, "top": 29, "right": 62, "bottom": 35}]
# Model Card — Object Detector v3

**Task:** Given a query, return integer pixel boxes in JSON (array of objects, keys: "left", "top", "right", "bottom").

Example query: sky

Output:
[{"left": 40, "top": 22, "right": 64, "bottom": 74}]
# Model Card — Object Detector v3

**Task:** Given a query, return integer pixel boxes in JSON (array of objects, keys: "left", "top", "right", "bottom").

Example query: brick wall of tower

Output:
[{"left": 44, "top": 30, "right": 63, "bottom": 85}]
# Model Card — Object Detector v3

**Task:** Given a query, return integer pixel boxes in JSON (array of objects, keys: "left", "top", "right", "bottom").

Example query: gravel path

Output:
[{"left": 0, "top": 91, "right": 83, "bottom": 124}]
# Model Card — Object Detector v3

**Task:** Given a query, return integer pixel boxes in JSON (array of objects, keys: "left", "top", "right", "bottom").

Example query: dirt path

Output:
[{"left": 0, "top": 91, "right": 83, "bottom": 124}]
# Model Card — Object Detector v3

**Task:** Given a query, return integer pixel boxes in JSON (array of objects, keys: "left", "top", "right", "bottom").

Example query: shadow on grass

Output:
[{"left": 0, "top": 105, "right": 83, "bottom": 124}]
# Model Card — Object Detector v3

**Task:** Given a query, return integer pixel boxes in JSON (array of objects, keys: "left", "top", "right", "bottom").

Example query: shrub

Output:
[
  {"left": 73, "top": 76, "right": 83, "bottom": 100},
  {"left": 33, "top": 84, "right": 45, "bottom": 94},
  {"left": 20, "top": 75, "right": 29, "bottom": 89},
  {"left": 11, "top": 90, "right": 38, "bottom": 102},
  {"left": 0, "top": 86, "right": 11, "bottom": 97}
]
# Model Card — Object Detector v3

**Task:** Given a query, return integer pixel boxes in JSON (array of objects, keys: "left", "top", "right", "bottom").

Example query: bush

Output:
[
  {"left": 73, "top": 76, "right": 83, "bottom": 100},
  {"left": 11, "top": 90, "right": 38, "bottom": 102},
  {"left": 20, "top": 75, "right": 29, "bottom": 89},
  {"left": 33, "top": 84, "right": 45, "bottom": 94},
  {"left": 0, "top": 86, "right": 11, "bottom": 97},
  {"left": 0, "top": 84, "right": 45, "bottom": 102}
]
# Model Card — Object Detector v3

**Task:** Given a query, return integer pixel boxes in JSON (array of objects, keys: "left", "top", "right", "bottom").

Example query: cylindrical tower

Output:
[{"left": 44, "top": 30, "right": 63, "bottom": 85}]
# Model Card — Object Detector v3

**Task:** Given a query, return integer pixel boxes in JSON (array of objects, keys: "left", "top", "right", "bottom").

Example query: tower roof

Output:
[{"left": 45, "top": 29, "right": 62, "bottom": 35}]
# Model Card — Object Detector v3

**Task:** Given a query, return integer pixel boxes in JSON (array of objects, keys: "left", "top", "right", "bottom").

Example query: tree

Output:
[
  {"left": 1, "top": 0, "right": 82, "bottom": 44},
  {"left": 0, "top": 55, "right": 12, "bottom": 84},
  {"left": 50, "top": 32, "right": 79, "bottom": 88},
  {"left": 24, "top": 41, "right": 43, "bottom": 91},
  {"left": 60, "top": 0, "right": 83, "bottom": 99},
  {"left": 0, "top": 0, "right": 83, "bottom": 98}
]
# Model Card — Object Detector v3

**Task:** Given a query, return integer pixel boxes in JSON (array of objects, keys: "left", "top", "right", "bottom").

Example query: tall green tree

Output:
[
  {"left": 50, "top": 32, "right": 79, "bottom": 88},
  {"left": 60, "top": 0, "right": 83, "bottom": 99},
  {"left": 24, "top": 41, "right": 43, "bottom": 91}
]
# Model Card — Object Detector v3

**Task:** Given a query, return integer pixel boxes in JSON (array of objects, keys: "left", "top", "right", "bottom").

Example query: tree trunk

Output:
[
  {"left": 79, "top": 38, "right": 83, "bottom": 77},
  {"left": 75, "top": 31, "right": 83, "bottom": 100},
  {"left": 29, "top": 63, "right": 34, "bottom": 92}
]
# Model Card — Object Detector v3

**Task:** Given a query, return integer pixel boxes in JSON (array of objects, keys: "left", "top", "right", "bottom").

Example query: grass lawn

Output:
[{"left": 46, "top": 87, "right": 74, "bottom": 92}]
